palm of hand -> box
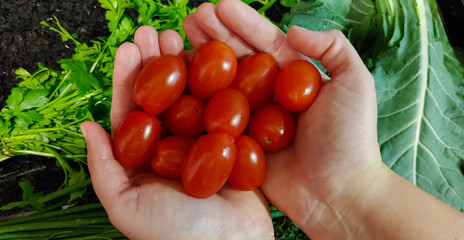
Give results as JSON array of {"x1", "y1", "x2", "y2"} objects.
[
  {"x1": 180, "y1": 0, "x2": 380, "y2": 229},
  {"x1": 262, "y1": 70, "x2": 380, "y2": 225},
  {"x1": 83, "y1": 0, "x2": 383, "y2": 238},
  {"x1": 83, "y1": 26, "x2": 274, "y2": 239},
  {"x1": 116, "y1": 167, "x2": 272, "y2": 239}
]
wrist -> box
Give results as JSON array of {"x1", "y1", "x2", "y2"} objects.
[{"x1": 299, "y1": 157, "x2": 393, "y2": 239}]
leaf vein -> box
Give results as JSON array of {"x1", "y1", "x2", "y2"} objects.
[
  {"x1": 387, "y1": 144, "x2": 413, "y2": 169},
  {"x1": 426, "y1": 89, "x2": 464, "y2": 132},
  {"x1": 418, "y1": 142, "x2": 463, "y2": 201},
  {"x1": 379, "y1": 120, "x2": 416, "y2": 146},
  {"x1": 378, "y1": 100, "x2": 419, "y2": 119}
]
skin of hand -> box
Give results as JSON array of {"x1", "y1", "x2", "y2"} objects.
[
  {"x1": 185, "y1": 0, "x2": 380, "y2": 235},
  {"x1": 81, "y1": 0, "x2": 464, "y2": 238},
  {"x1": 185, "y1": 0, "x2": 464, "y2": 239},
  {"x1": 80, "y1": 27, "x2": 274, "y2": 240}
]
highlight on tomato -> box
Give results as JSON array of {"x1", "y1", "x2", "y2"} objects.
[
  {"x1": 228, "y1": 135, "x2": 266, "y2": 191},
  {"x1": 188, "y1": 41, "x2": 238, "y2": 99},
  {"x1": 248, "y1": 103, "x2": 295, "y2": 153},
  {"x1": 113, "y1": 110, "x2": 161, "y2": 169},
  {"x1": 204, "y1": 88, "x2": 250, "y2": 138},
  {"x1": 182, "y1": 132, "x2": 236, "y2": 198},
  {"x1": 132, "y1": 54, "x2": 187, "y2": 115},
  {"x1": 164, "y1": 95, "x2": 206, "y2": 137},
  {"x1": 274, "y1": 59, "x2": 322, "y2": 111},
  {"x1": 151, "y1": 136, "x2": 197, "y2": 180},
  {"x1": 231, "y1": 53, "x2": 279, "y2": 111}
]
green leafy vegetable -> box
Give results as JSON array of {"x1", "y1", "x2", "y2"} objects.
[
  {"x1": 283, "y1": 0, "x2": 464, "y2": 211},
  {"x1": 0, "y1": 0, "x2": 298, "y2": 238},
  {"x1": 0, "y1": 0, "x2": 197, "y2": 211},
  {"x1": 0, "y1": 203, "x2": 126, "y2": 239}
]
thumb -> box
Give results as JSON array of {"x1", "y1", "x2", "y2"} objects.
[
  {"x1": 287, "y1": 26, "x2": 374, "y2": 94},
  {"x1": 81, "y1": 121, "x2": 132, "y2": 212}
]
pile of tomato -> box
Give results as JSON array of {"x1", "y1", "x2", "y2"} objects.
[{"x1": 113, "y1": 41, "x2": 322, "y2": 198}]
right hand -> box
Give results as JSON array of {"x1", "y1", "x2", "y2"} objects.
[{"x1": 185, "y1": 0, "x2": 385, "y2": 238}]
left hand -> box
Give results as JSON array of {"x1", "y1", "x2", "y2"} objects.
[{"x1": 81, "y1": 26, "x2": 274, "y2": 240}]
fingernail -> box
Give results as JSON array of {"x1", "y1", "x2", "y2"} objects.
[{"x1": 290, "y1": 25, "x2": 305, "y2": 32}]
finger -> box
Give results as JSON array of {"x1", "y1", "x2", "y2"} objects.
[
  {"x1": 287, "y1": 26, "x2": 366, "y2": 75},
  {"x1": 81, "y1": 121, "x2": 133, "y2": 213},
  {"x1": 134, "y1": 25, "x2": 161, "y2": 65},
  {"x1": 194, "y1": 2, "x2": 255, "y2": 58},
  {"x1": 111, "y1": 43, "x2": 142, "y2": 133},
  {"x1": 183, "y1": 13, "x2": 212, "y2": 50},
  {"x1": 217, "y1": 0, "x2": 302, "y2": 67},
  {"x1": 159, "y1": 29, "x2": 187, "y2": 61},
  {"x1": 287, "y1": 26, "x2": 373, "y2": 90}
]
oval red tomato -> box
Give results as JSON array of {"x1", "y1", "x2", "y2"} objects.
[
  {"x1": 164, "y1": 95, "x2": 206, "y2": 137},
  {"x1": 228, "y1": 135, "x2": 266, "y2": 191},
  {"x1": 188, "y1": 41, "x2": 237, "y2": 99},
  {"x1": 182, "y1": 132, "x2": 236, "y2": 198},
  {"x1": 132, "y1": 54, "x2": 187, "y2": 115},
  {"x1": 231, "y1": 53, "x2": 279, "y2": 110},
  {"x1": 151, "y1": 136, "x2": 196, "y2": 180},
  {"x1": 204, "y1": 88, "x2": 250, "y2": 138},
  {"x1": 248, "y1": 103, "x2": 295, "y2": 153},
  {"x1": 113, "y1": 110, "x2": 161, "y2": 169},
  {"x1": 274, "y1": 60, "x2": 322, "y2": 111}
]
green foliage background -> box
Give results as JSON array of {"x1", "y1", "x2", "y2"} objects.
[{"x1": 1, "y1": 0, "x2": 463, "y2": 239}]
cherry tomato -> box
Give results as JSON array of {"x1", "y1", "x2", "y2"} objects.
[
  {"x1": 274, "y1": 60, "x2": 322, "y2": 111},
  {"x1": 151, "y1": 136, "x2": 196, "y2": 180},
  {"x1": 231, "y1": 53, "x2": 279, "y2": 110},
  {"x1": 228, "y1": 135, "x2": 266, "y2": 191},
  {"x1": 113, "y1": 110, "x2": 161, "y2": 169},
  {"x1": 164, "y1": 95, "x2": 206, "y2": 137},
  {"x1": 132, "y1": 54, "x2": 187, "y2": 115},
  {"x1": 182, "y1": 132, "x2": 236, "y2": 198},
  {"x1": 248, "y1": 103, "x2": 295, "y2": 153},
  {"x1": 204, "y1": 88, "x2": 250, "y2": 138},
  {"x1": 188, "y1": 41, "x2": 238, "y2": 99}
]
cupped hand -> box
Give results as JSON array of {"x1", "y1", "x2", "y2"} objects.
[
  {"x1": 81, "y1": 26, "x2": 273, "y2": 240},
  {"x1": 185, "y1": 0, "x2": 385, "y2": 237}
]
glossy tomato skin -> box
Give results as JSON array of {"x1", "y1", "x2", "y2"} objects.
[
  {"x1": 164, "y1": 95, "x2": 206, "y2": 137},
  {"x1": 204, "y1": 88, "x2": 250, "y2": 138},
  {"x1": 231, "y1": 53, "x2": 279, "y2": 110},
  {"x1": 151, "y1": 136, "x2": 196, "y2": 180},
  {"x1": 274, "y1": 60, "x2": 322, "y2": 111},
  {"x1": 132, "y1": 54, "x2": 187, "y2": 115},
  {"x1": 228, "y1": 135, "x2": 266, "y2": 191},
  {"x1": 182, "y1": 132, "x2": 236, "y2": 198},
  {"x1": 188, "y1": 41, "x2": 237, "y2": 99},
  {"x1": 113, "y1": 110, "x2": 161, "y2": 169},
  {"x1": 248, "y1": 103, "x2": 295, "y2": 153}
]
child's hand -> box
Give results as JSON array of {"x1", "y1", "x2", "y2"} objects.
[{"x1": 81, "y1": 26, "x2": 273, "y2": 240}]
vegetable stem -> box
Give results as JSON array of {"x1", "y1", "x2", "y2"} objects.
[
  {"x1": 38, "y1": 179, "x2": 91, "y2": 204},
  {"x1": 46, "y1": 70, "x2": 71, "y2": 104},
  {"x1": 0, "y1": 203, "x2": 103, "y2": 227}
]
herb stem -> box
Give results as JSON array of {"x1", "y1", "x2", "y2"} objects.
[
  {"x1": 258, "y1": 0, "x2": 277, "y2": 15},
  {"x1": 0, "y1": 203, "x2": 103, "y2": 227},
  {"x1": 89, "y1": 44, "x2": 108, "y2": 73},
  {"x1": 47, "y1": 70, "x2": 71, "y2": 103},
  {"x1": 37, "y1": 85, "x2": 77, "y2": 112},
  {"x1": 0, "y1": 217, "x2": 110, "y2": 234},
  {"x1": 38, "y1": 179, "x2": 92, "y2": 205}
]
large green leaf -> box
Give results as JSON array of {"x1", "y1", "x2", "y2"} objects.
[
  {"x1": 284, "y1": 0, "x2": 464, "y2": 211},
  {"x1": 375, "y1": 0, "x2": 464, "y2": 210}
]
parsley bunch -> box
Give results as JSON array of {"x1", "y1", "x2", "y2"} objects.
[{"x1": 0, "y1": 0, "x2": 194, "y2": 211}]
